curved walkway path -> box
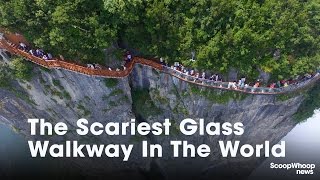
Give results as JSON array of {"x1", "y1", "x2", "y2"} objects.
[{"x1": 0, "y1": 31, "x2": 319, "y2": 95}]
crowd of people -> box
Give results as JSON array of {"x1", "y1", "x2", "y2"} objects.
[
  {"x1": 17, "y1": 40, "x2": 130, "y2": 72},
  {"x1": 15, "y1": 40, "x2": 319, "y2": 91},
  {"x1": 86, "y1": 51, "x2": 132, "y2": 71},
  {"x1": 162, "y1": 60, "x2": 253, "y2": 90},
  {"x1": 18, "y1": 42, "x2": 53, "y2": 61},
  {"x1": 86, "y1": 63, "x2": 127, "y2": 72},
  {"x1": 160, "y1": 58, "x2": 319, "y2": 91}
]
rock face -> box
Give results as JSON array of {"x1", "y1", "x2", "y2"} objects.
[
  {"x1": 0, "y1": 55, "x2": 309, "y2": 179},
  {"x1": 130, "y1": 65, "x2": 303, "y2": 179}
]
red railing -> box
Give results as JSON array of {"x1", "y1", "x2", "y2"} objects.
[
  {"x1": 0, "y1": 34, "x2": 319, "y2": 95},
  {"x1": 0, "y1": 37, "x2": 163, "y2": 78}
]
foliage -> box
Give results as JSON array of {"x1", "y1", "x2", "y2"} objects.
[
  {"x1": 294, "y1": 83, "x2": 320, "y2": 122},
  {"x1": 190, "y1": 84, "x2": 249, "y2": 104},
  {"x1": 77, "y1": 104, "x2": 91, "y2": 117},
  {"x1": 276, "y1": 90, "x2": 305, "y2": 102},
  {"x1": 150, "y1": 88, "x2": 169, "y2": 105},
  {"x1": 0, "y1": 63, "x2": 12, "y2": 87},
  {"x1": 102, "y1": 89, "x2": 125, "y2": 102},
  {"x1": 0, "y1": 62, "x2": 36, "y2": 105},
  {"x1": 62, "y1": 90, "x2": 71, "y2": 100},
  {"x1": 276, "y1": 93, "x2": 297, "y2": 102},
  {"x1": 10, "y1": 88, "x2": 37, "y2": 106},
  {"x1": 109, "y1": 89, "x2": 123, "y2": 97},
  {"x1": 131, "y1": 89, "x2": 162, "y2": 119},
  {"x1": 1, "y1": 0, "x2": 319, "y2": 79},
  {"x1": 104, "y1": 78, "x2": 118, "y2": 88},
  {"x1": 10, "y1": 57, "x2": 33, "y2": 80},
  {"x1": 52, "y1": 79, "x2": 63, "y2": 89}
]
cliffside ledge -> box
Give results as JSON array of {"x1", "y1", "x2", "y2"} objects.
[{"x1": 0, "y1": 54, "x2": 319, "y2": 180}]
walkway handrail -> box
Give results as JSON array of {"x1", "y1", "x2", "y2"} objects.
[
  {"x1": 163, "y1": 67, "x2": 320, "y2": 95},
  {"x1": 0, "y1": 33, "x2": 319, "y2": 95},
  {"x1": 0, "y1": 37, "x2": 162, "y2": 78}
]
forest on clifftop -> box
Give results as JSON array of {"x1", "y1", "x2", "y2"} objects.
[{"x1": 0, "y1": 0, "x2": 319, "y2": 79}]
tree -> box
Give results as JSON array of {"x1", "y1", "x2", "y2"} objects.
[
  {"x1": 0, "y1": 0, "x2": 319, "y2": 80},
  {"x1": 11, "y1": 57, "x2": 33, "y2": 80}
]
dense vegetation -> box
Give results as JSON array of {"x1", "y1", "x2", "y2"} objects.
[
  {"x1": 294, "y1": 82, "x2": 320, "y2": 122},
  {"x1": 0, "y1": 57, "x2": 33, "y2": 86},
  {"x1": 131, "y1": 89, "x2": 162, "y2": 119},
  {"x1": 0, "y1": 63, "x2": 11, "y2": 87},
  {"x1": 0, "y1": 0, "x2": 319, "y2": 79}
]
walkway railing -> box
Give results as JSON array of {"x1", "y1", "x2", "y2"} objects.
[
  {"x1": 0, "y1": 36, "x2": 163, "y2": 78},
  {"x1": 0, "y1": 33, "x2": 319, "y2": 95},
  {"x1": 163, "y1": 67, "x2": 320, "y2": 95}
]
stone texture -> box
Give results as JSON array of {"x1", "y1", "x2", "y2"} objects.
[
  {"x1": 130, "y1": 65, "x2": 303, "y2": 179},
  {"x1": 0, "y1": 57, "x2": 308, "y2": 179}
]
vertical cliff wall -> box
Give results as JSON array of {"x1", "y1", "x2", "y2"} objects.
[
  {"x1": 130, "y1": 64, "x2": 304, "y2": 179},
  {"x1": 0, "y1": 55, "x2": 312, "y2": 179},
  {"x1": 0, "y1": 55, "x2": 150, "y2": 174}
]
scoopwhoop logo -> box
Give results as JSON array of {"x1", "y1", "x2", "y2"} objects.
[{"x1": 270, "y1": 162, "x2": 316, "y2": 175}]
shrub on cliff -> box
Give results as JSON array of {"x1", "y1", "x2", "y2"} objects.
[
  {"x1": 11, "y1": 57, "x2": 33, "y2": 81},
  {"x1": 0, "y1": 63, "x2": 12, "y2": 87},
  {"x1": 131, "y1": 89, "x2": 162, "y2": 119},
  {"x1": 104, "y1": 78, "x2": 118, "y2": 88}
]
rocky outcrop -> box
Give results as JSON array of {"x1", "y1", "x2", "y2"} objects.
[
  {"x1": 0, "y1": 55, "x2": 313, "y2": 179},
  {"x1": 0, "y1": 58, "x2": 145, "y2": 174},
  {"x1": 130, "y1": 64, "x2": 303, "y2": 179}
]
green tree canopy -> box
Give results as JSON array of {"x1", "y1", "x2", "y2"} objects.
[{"x1": 0, "y1": 0, "x2": 319, "y2": 79}]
